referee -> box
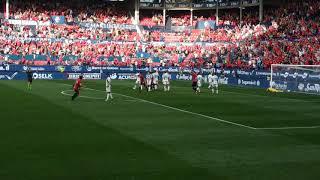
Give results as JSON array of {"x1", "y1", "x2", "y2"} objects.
[{"x1": 26, "y1": 67, "x2": 33, "y2": 90}]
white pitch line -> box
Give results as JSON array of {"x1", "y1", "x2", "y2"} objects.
[
  {"x1": 61, "y1": 90, "x2": 105, "y2": 100},
  {"x1": 256, "y1": 126, "x2": 320, "y2": 130},
  {"x1": 79, "y1": 86, "x2": 257, "y2": 130},
  {"x1": 60, "y1": 83, "x2": 320, "y2": 130}
]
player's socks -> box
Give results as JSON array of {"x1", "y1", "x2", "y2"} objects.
[
  {"x1": 216, "y1": 90, "x2": 218, "y2": 94},
  {"x1": 196, "y1": 87, "x2": 200, "y2": 93},
  {"x1": 71, "y1": 93, "x2": 78, "y2": 100},
  {"x1": 167, "y1": 86, "x2": 170, "y2": 91},
  {"x1": 148, "y1": 86, "x2": 151, "y2": 92},
  {"x1": 155, "y1": 85, "x2": 157, "y2": 90},
  {"x1": 212, "y1": 89, "x2": 214, "y2": 94},
  {"x1": 106, "y1": 93, "x2": 113, "y2": 101}
]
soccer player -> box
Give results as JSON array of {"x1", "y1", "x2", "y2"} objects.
[
  {"x1": 105, "y1": 77, "x2": 113, "y2": 101},
  {"x1": 208, "y1": 72, "x2": 219, "y2": 94},
  {"x1": 191, "y1": 71, "x2": 197, "y2": 93},
  {"x1": 208, "y1": 73, "x2": 213, "y2": 89},
  {"x1": 196, "y1": 73, "x2": 203, "y2": 93},
  {"x1": 152, "y1": 70, "x2": 159, "y2": 90},
  {"x1": 71, "y1": 75, "x2": 83, "y2": 101},
  {"x1": 162, "y1": 71, "x2": 170, "y2": 92},
  {"x1": 146, "y1": 72, "x2": 152, "y2": 92},
  {"x1": 133, "y1": 72, "x2": 140, "y2": 90},
  {"x1": 26, "y1": 67, "x2": 33, "y2": 90},
  {"x1": 139, "y1": 73, "x2": 145, "y2": 91}
]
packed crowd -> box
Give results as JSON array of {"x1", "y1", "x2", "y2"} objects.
[
  {"x1": 0, "y1": 0, "x2": 319, "y2": 69},
  {"x1": 9, "y1": 0, "x2": 132, "y2": 25}
]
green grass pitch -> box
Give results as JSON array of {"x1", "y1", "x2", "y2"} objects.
[{"x1": 1, "y1": 80, "x2": 320, "y2": 180}]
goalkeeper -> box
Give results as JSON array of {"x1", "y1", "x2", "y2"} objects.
[{"x1": 267, "y1": 87, "x2": 283, "y2": 93}]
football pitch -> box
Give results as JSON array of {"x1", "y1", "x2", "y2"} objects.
[{"x1": 1, "y1": 80, "x2": 320, "y2": 180}]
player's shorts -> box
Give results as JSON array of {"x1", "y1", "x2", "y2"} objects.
[
  {"x1": 192, "y1": 81, "x2": 197, "y2": 87},
  {"x1": 211, "y1": 83, "x2": 218, "y2": 88},
  {"x1": 197, "y1": 82, "x2": 202, "y2": 87},
  {"x1": 153, "y1": 80, "x2": 158, "y2": 85},
  {"x1": 28, "y1": 78, "x2": 32, "y2": 83},
  {"x1": 136, "y1": 80, "x2": 140, "y2": 84},
  {"x1": 147, "y1": 80, "x2": 152, "y2": 86},
  {"x1": 163, "y1": 80, "x2": 169, "y2": 85},
  {"x1": 106, "y1": 87, "x2": 111, "y2": 93},
  {"x1": 74, "y1": 88, "x2": 79, "y2": 94}
]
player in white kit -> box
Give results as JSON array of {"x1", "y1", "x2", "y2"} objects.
[
  {"x1": 208, "y1": 72, "x2": 219, "y2": 94},
  {"x1": 146, "y1": 72, "x2": 153, "y2": 92},
  {"x1": 133, "y1": 72, "x2": 141, "y2": 90},
  {"x1": 152, "y1": 70, "x2": 159, "y2": 90},
  {"x1": 162, "y1": 71, "x2": 170, "y2": 92},
  {"x1": 105, "y1": 77, "x2": 113, "y2": 101},
  {"x1": 196, "y1": 73, "x2": 203, "y2": 93},
  {"x1": 208, "y1": 73, "x2": 213, "y2": 89}
]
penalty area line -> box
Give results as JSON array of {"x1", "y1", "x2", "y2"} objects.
[
  {"x1": 74, "y1": 85, "x2": 257, "y2": 130},
  {"x1": 60, "y1": 84, "x2": 320, "y2": 130},
  {"x1": 61, "y1": 90, "x2": 105, "y2": 100},
  {"x1": 61, "y1": 89, "x2": 142, "y2": 102}
]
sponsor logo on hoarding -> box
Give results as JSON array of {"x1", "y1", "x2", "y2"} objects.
[
  {"x1": 167, "y1": 67, "x2": 179, "y2": 73},
  {"x1": 86, "y1": 66, "x2": 92, "y2": 72},
  {"x1": 136, "y1": 67, "x2": 149, "y2": 71},
  {"x1": 33, "y1": 73, "x2": 53, "y2": 79},
  {"x1": 309, "y1": 74, "x2": 320, "y2": 79},
  {"x1": 237, "y1": 70, "x2": 251, "y2": 75},
  {"x1": 119, "y1": 67, "x2": 134, "y2": 71},
  {"x1": 182, "y1": 69, "x2": 191, "y2": 73},
  {"x1": 110, "y1": 73, "x2": 117, "y2": 80},
  {"x1": 23, "y1": 66, "x2": 46, "y2": 71},
  {"x1": 55, "y1": 66, "x2": 65, "y2": 72},
  {"x1": 219, "y1": 77, "x2": 228, "y2": 85},
  {"x1": 238, "y1": 79, "x2": 260, "y2": 86},
  {"x1": 298, "y1": 83, "x2": 305, "y2": 91},
  {"x1": 176, "y1": 74, "x2": 191, "y2": 80},
  {"x1": 106, "y1": 67, "x2": 119, "y2": 70},
  {"x1": 71, "y1": 66, "x2": 82, "y2": 72},
  {"x1": 272, "y1": 82, "x2": 288, "y2": 90},
  {"x1": 255, "y1": 71, "x2": 271, "y2": 76},
  {"x1": 0, "y1": 72, "x2": 18, "y2": 80},
  {"x1": 302, "y1": 72, "x2": 308, "y2": 79},
  {"x1": 282, "y1": 72, "x2": 289, "y2": 78},
  {"x1": 305, "y1": 83, "x2": 320, "y2": 93},
  {"x1": 117, "y1": 73, "x2": 136, "y2": 80},
  {"x1": 202, "y1": 68, "x2": 213, "y2": 73},
  {"x1": 68, "y1": 73, "x2": 101, "y2": 80},
  {"x1": 0, "y1": 65, "x2": 9, "y2": 71}
]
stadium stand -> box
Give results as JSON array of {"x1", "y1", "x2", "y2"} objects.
[{"x1": 0, "y1": 0, "x2": 319, "y2": 68}]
